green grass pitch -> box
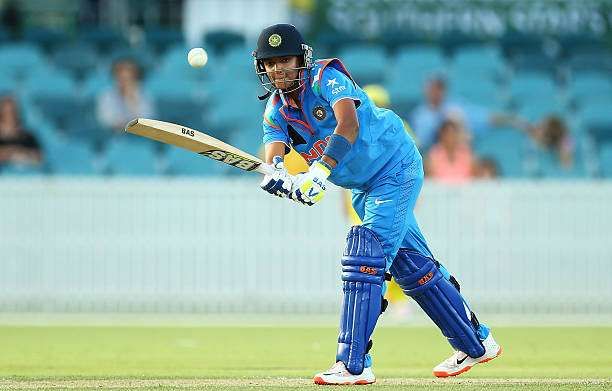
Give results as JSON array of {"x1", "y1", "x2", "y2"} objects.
[{"x1": 1, "y1": 325, "x2": 610, "y2": 390}]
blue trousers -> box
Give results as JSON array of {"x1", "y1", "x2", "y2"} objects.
[
  {"x1": 351, "y1": 150, "x2": 432, "y2": 268},
  {"x1": 350, "y1": 149, "x2": 488, "y2": 368}
]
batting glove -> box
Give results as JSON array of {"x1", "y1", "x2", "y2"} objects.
[
  {"x1": 290, "y1": 160, "x2": 330, "y2": 206},
  {"x1": 260, "y1": 156, "x2": 294, "y2": 198}
]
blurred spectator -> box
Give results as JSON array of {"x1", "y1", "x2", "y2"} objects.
[
  {"x1": 410, "y1": 75, "x2": 461, "y2": 151},
  {"x1": 0, "y1": 95, "x2": 42, "y2": 166},
  {"x1": 425, "y1": 119, "x2": 475, "y2": 183},
  {"x1": 473, "y1": 157, "x2": 499, "y2": 179},
  {"x1": 96, "y1": 58, "x2": 156, "y2": 132},
  {"x1": 529, "y1": 116, "x2": 574, "y2": 168},
  {"x1": 410, "y1": 74, "x2": 507, "y2": 152}
]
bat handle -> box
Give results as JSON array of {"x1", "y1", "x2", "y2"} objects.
[{"x1": 258, "y1": 163, "x2": 276, "y2": 176}]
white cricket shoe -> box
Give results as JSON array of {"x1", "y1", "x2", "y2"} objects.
[
  {"x1": 313, "y1": 361, "x2": 376, "y2": 385},
  {"x1": 433, "y1": 333, "x2": 502, "y2": 378}
]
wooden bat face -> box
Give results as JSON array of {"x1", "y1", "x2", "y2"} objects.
[{"x1": 125, "y1": 118, "x2": 273, "y2": 175}]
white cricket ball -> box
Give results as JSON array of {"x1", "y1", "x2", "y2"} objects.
[{"x1": 187, "y1": 47, "x2": 208, "y2": 68}]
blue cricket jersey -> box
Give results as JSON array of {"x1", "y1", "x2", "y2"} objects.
[{"x1": 262, "y1": 58, "x2": 418, "y2": 189}]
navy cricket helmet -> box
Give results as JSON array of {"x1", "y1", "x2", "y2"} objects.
[{"x1": 253, "y1": 24, "x2": 313, "y2": 97}]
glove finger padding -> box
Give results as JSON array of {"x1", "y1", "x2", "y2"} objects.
[
  {"x1": 290, "y1": 160, "x2": 329, "y2": 206},
  {"x1": 260, "y1": 157, "x2": 293, "y2": 198},
  {"x1": 291, "y1": 188, "x2": 315, "y2": 206}
]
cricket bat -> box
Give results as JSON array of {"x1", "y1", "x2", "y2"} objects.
[{"x1": 125, "y1": 118, "x2": 274, "y2": 175}]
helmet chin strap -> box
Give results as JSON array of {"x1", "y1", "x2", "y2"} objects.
[{"x1": 257, "y1": 91, "x2": 272, "y2": 101}]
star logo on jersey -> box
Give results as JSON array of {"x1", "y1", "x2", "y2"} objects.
[
  {"x1": 312, "y1": 105, "x2": 327, "y2": 121},
  {"x1": 326, "y1": 78, "x2": 338, "y2": 87}
]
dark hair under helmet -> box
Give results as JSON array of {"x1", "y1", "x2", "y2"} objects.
[{"x1": 253, "y1": 23, "x2": 313, "y2": 98}]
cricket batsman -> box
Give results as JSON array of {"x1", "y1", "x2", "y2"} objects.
[{"x1": 254, "y1": 24, "x2": 502, "y2": 385}]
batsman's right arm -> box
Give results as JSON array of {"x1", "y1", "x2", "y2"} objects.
[{"x1": 264, "y1": 141, "x2": 287, "y2": 163}]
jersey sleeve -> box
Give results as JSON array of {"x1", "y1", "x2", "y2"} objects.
[{"x1": 319, "y1": 67, "x2": 361, "y2": 108}]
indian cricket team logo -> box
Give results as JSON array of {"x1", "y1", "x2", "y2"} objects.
[
  {"x1": 312, "y1": 105, "x2": 327, "y2": 121},
  {"x1": 268, "y1": 34, "x2": 282, "y2": 47}
]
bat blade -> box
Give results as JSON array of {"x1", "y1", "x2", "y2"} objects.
[{"x1": 125, "y1": 118, "x2": 273, "y2": 175}]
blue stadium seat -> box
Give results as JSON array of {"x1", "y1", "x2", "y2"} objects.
[
  {"x1": 27, "y1": 118, "x2": 63, "y2": 151},
  {"x1": 439, "y1": 32, "x2": 485, "y2": 55},
  {"x1": 580, "y1": 103, "x2": 612, "y2": 143},
  {"x1": 395, "y1": 45, "x2": 446, "y2": 69},
  {"x1": 0, "y1": 27, "x2": 8, "y2": 43},
  {"x1": 569, "y1": 71, "x2": 612, "y2": 107},
  {"x1": 516, "y1": 98, "x2": 566, "y2": 122},
  {"x1": 105, "y1": 137, "x2": 158, "y2": 176},
  {"x1": 145, "y1": 69, "x2": 205, "y2": 98},
  {"x1": 534, "y1": 149, "x2": 587, "y2": 179},
  {"x1": 23, "y1": 27, "x2": 67, "y2": 52},
  {"x1": 52, "y1": 42, "x2": 99, "y2": 81},
  {"x1": 0, "y1": 43, "x2": 45, "y2": 80},
  {"x1": 155, "y1": 95, "x2": 208, "y2": 133},
  {"x1": 512, "y1": 53, "x2": 556, "y2": 74},
  {"x1": 208, "y1": 99, "x2": 263, "y2": 139},
  {"x1": 558, "y1": 33, "x2": 606, "y2": 60},
  {"x1": 382, "y1": 76, "x2": 420, "y2": 120},
  {"x1": 221, "y1": 45, "x2": 254, "y2": 79},
  {"x1": 153, "y1": 49, "x2": 182, "y2": 81},
  {"x1": 80, "y1": 27, "x2": 127, "y2": 54},
  {"x1": 1, "y1": 162, "x2": 45, "y2": 176},
  {"x1": 385, "y1": 46, "x2": 446, "y2": 110},
  {"x1": 379, "y1": 30, "x2": 424, "y2": 52},
  {"x1": 24, "y1": 68, "x2": 75, "y2": 94},
  {"x1": 205, "y1": 77, "x2": 263, "y2": 136},
  {"x1": 206, "y1": 103, "x2": 257, "y2": 140},
  {"x1": 568, "y1": 52, "x2": 612, "y2": 73},
  {"x1": 449, "y1": 76, "x2": 500, "y2": 107},
  {"x1": 164, "y1": 147, "x2": 227, "y2": 176},
  {"x1": 316, "y1": 30, "x2": 366, "y2": 54},
  {"x1": 204, "y1": 29, "x2": 246, "y2": 56},
  {"x1": 499, "y1": 31, "x2": 544, "y2": 59},
  {"x1": 338, "y1": 45, "x2": 387, "y2": 85},
  {"x1": 58, "y1": 95, "x2": 105, "y2": 143},
  {"x1": 393, "y1": 45, "x2": 446, "y2": 85},
  {"x1": 25, "y1": 79, "x2": 83, "y2": 130},
  {"x1": 449, "y1": 45, "x2": 504, "y2": 81},
  {"x1": 24, "y1": 69, "x2": 80, "y2": 130},
  {"x1": 510, "y1": 72, "x2": 557, "y2": 105},
  {"x1": 145, "y1": 28, "x2": 185, "y2": 54},
  {"x1": 0, "y1": 74, "x2": 16, "y2": 94},
  {"x1": 599, "y1": 143, "x2": 612, "y2": 178},
  {"x1": 473, "y1": 128, "x2": 531, "y2": 177},
  {"x1": 82, "y1": 70, "x2": 113, "y2": 97},
  {"x1": 146, "y1": 69, "x2": 209, "y2": 129},
  {"x1": 46, "y1": 138, "x2": 98, "y2": 175}
]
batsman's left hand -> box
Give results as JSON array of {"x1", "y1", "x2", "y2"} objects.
[{"x1": 291, "y1": 160, "x2": 330, "y2": 206}]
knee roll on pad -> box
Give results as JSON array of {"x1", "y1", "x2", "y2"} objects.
[
  {"x1": 336, "y1": 226, "x2": 386, "y2": 375},
  {"x1": 390, "y1": 249, "x2": 485, "y2": 358}
]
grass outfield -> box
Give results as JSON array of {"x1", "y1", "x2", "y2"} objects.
[{"x1": 0, "y1": 325, "x2": 610, "y2": 390}]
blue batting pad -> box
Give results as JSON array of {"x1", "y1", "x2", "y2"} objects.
[
  {"x1": 390, "y1": 249, "x2": 485, "y2": 358},
  {"x1": 336, "y1": 226, "x2": 386, "y2": 375}
]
